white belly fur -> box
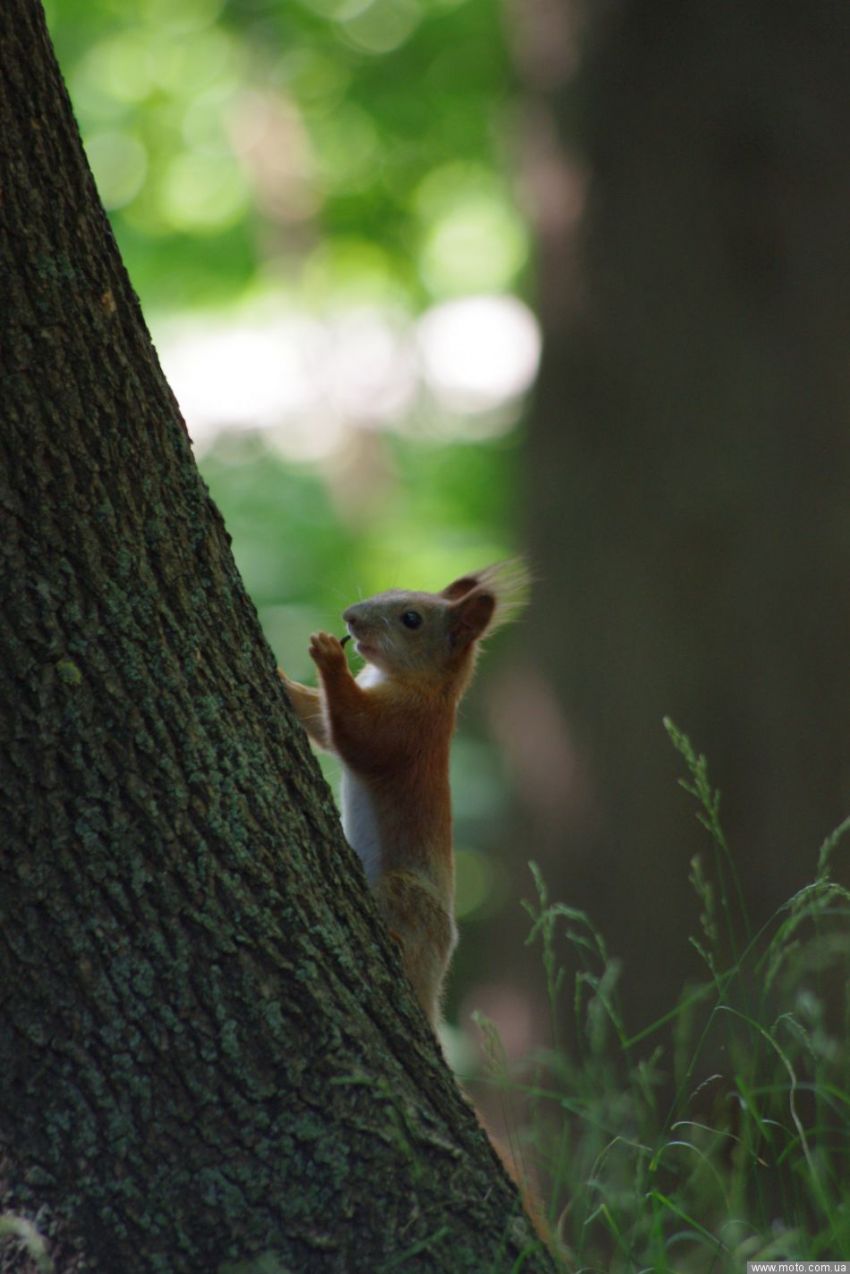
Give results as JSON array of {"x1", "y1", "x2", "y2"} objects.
[{"x1": 341, "y1": 765, "x2": 383, "y2": 885}]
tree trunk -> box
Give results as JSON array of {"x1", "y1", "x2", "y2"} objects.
[
  {"x1": 519, "y1": 0, "x2": 850, "y2": 1028},
  {"x1": 0, "y1": 4, "x2": 550, "y2": 1270}
]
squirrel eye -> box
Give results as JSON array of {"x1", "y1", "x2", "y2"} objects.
[{"x1": 400, "y1": 610, "x2": 423, "y2": 630}]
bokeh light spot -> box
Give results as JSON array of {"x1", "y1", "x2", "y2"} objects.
[
  {"x1": 340, "y1": 0, "x2": 422, "y2": 55},
  {"x1": 85, "y1": 131, "x2": 148, "y2": 209},
  {"x1": 159, "y1": 152, "x2": 250, "y2": 232}
]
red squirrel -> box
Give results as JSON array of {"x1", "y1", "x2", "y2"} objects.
[
  {"x1": 279, "y1": 560, "x2": 529, "y2": 1027},
  {"x1": 281, "y1": 562, "x2": 557, "y2": 1255}
]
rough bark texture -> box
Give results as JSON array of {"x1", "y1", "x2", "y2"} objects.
[
  {"x1": 0, "y1": 4, "x2": 551, "y2": 1271},
  {"x1": 519, "y1": 0, "x2": 850, "y2": 1027}
]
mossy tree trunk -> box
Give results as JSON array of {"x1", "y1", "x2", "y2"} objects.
[
  {"x1": 0, "y1": 5, "x2": 549, "y2": 1271},
  {"x1": 519, "y1": 1, "x2": 850, "y2": 1027}
]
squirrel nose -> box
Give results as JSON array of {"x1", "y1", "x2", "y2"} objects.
[{"x1": 342, "y1": 604, "x2": 363, "y2": 631}]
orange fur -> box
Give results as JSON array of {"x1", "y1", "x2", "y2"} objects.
[
  {"x1": 279, "y1": 559, "x2": 529, "y2": 1027},
  {"x1": 279, "y1": 561, "x2": 560, "y2": 1254}
]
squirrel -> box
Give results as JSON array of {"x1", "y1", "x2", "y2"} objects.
[
  {"x1": 279, "y1": 559, "x2": 529, "y2": 1028},
  {"x1": 280, "y1": 561, "x2": 559, "y2": 1258}
]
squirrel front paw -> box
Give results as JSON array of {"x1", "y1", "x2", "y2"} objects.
[{"x1": 308, "y1": 631, "x2": 347, "y2": 673}]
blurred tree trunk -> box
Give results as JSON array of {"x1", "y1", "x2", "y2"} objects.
[
  {"x1": 518, "y1": 1, "x2": 850, "y2": 1026},
  {"x1": 0, "y1": 5, "x2": 550, "y2": 1270}
]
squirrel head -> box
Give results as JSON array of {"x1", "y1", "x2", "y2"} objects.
[{"x1": 342, "y1": 559, "x2": 529, "y2": 687}]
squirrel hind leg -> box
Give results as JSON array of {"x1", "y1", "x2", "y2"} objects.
[{"x1": 373, "y1": 871, "x2": 457, "y2": 1029}]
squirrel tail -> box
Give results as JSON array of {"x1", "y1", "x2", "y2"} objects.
[{"x1": 473, "y1": 1103, "x2": 567, "y2": 1266}]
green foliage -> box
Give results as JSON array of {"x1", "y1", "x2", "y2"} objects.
[
  {"x1": 481, "y1": 726, "x2": 850, "y2": 1272},
  {"x1": 46, "y1": 0, "x2": 523, "y2": 309}
]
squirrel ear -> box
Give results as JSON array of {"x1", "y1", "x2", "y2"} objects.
[
  {"x1": 447, "y1": 590, "x2": 496, "y2": 650},
  {"x1": 441, "y1": 574, "x2": 479, "y2": 602}
]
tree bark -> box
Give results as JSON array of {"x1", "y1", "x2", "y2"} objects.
[
  {"x1": 519, "y1": 0, "x2": 850, "y2": 1027},
  {"x1": 0, "y1": 4, "x2": 550, "y2": 1270}
]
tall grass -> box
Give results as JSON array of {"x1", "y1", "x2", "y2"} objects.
[{"x1": 480, "y1": 722, "x2": 850, "y2": 1272}]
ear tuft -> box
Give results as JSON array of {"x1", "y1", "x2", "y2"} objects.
[
  {"x1": 442, "y1": 558, "x2": 531, "y2": 634},
  {"x1": 448, "y1": 590, "x2": 496, "y2": 651}
]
